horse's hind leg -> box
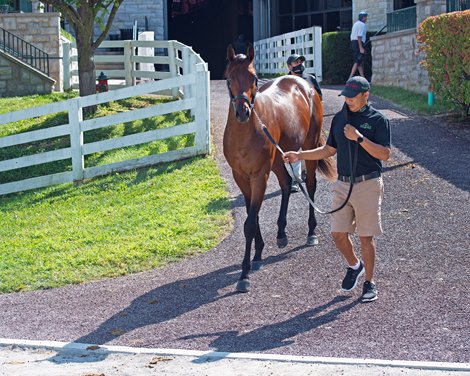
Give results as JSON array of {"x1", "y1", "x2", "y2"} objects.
[
  {"x1": 272, "y1": 161, "x2": 292, "y2": 248},
  {"x1": 252, "y1": 214, "x2": 264, "y2": 270},
  {"x1": 305, "y1": 159, "x2": 319, "y2": 245}
]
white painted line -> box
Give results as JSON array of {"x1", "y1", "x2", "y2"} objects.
[{"x1": 1, "y1": 337, "x2": 469, "y2": 372}]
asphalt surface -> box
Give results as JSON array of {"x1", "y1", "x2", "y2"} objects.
[{"x1": 0, "y1": 81, "x2": 469, "y2": 375}]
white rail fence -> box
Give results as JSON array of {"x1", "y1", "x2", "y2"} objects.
[
  {"x1": 0, "y1": 41, "x2": 210, "y2": 196},
  {"x1": 253, "y1": 26, "x2": 322, "y2": 81},
  {"x1": 63, "y1": 36, "x2": 200, "y2": 94}
]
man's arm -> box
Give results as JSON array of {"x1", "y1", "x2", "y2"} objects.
[
  {"x1": 344, "y1": 124, "x2": 391, "y2": 161},
  {"x1": 284, "y1": 144, "x2": 337, "y2": 163}
]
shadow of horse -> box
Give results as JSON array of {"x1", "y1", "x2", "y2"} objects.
[
  {"x1": 48, "y1": 244, "x2": 315, "y2": 364},
  {"x1": 182, "y1": 295, "x2": 358, "y2": 355}
]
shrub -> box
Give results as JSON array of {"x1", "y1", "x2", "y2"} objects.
[
  {"x1": 322, "y1": 31, "x2": 372, "y2": 84},
  {"x1": 417, "y1": 10, "x2": 470, "y2": 118}
]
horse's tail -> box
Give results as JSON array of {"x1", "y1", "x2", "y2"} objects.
[{"x1": 317, "y1": 134, "x2": 337, "y2": 181}]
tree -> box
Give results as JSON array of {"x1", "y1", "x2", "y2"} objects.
[{"x1": 42, "y1": 0, "x2": 125, "y2": 98}]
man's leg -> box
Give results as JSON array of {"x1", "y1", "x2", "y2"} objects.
[
  {"x1": 332, "y1": 232, "x2": 359, "y2": 266},
  {"x1": 332, "y1": 232, "x2": 364, "y2": 291},
  {"x1": 359, "y1": 236, "x2": 375, "y2": 282},
  {"x1": 285, "y1": 160, "x2": 301, "y2": 193},
  {"x1": 358, "y1": 63, "x2": 365, "y2": 78},
  {"x1": 359, "y1": 236, "x2": 378, "y2": 302},
  {"x1": 349, "y1": 63, "x2": 358, "y2": 79}
]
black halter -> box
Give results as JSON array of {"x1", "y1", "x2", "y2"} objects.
[{"x1": 226, "y1": 76, "x2": 258, "y2": 112}]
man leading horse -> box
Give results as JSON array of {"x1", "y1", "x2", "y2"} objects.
[{"x1": 284, "y1": 76, "x2": 391, "y2": 302}]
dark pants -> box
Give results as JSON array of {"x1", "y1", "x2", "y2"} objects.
[
  {"x1": 307, "y1": 75, "x2": 323, "y2": 99},
  {"x1": 350, "y1": 40, "x2": 364, "y2": 65}
]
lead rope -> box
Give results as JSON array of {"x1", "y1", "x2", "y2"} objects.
[{"x1": 254, "y1": 108, "x2": 357, "y2": 215}]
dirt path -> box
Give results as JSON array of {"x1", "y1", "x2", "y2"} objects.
[{"x1": 0, "y1": 82, "x2": 468, "y2": 364}]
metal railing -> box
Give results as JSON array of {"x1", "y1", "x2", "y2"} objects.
[
  {"x1": 446, "y1": 0, "x2": 470, "y2": 11},
  {"x1": 386, "y1": 6, "x2": 417, "y2": 32},
  {"x1": 0, "y1": 27, "x2": 50, "y2": 76}
]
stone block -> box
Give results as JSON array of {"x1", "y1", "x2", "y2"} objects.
[{"x1": 0, "y1": 67, "x2": 12, "y2": 77}]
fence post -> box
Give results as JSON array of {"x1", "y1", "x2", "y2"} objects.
[
  {"x1": 182, "y1": 46, "x2": 191, "y2": 101},
  {"x1": 313, "y1": 26, "x2": 322, "y2": 82},
  {"x1": 168, "y1": 41, "x2": 179, "y2": 98},
  {"x1": 69, "y1": 99, "x2": 84, "y2": 181},
  {"x1": 123, "y1": 40, "x2": 134, "y2": 86},
  {"x1": 63, "y1": 42, "x2": 71, "y2": 91},
  {"x1": 194, "y1": 61, "x2": 210, "y2": 155}
]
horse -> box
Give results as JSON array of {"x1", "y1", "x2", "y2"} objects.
[{"x1": 223, "y1": 44, "x2": 336, "y2": 293}]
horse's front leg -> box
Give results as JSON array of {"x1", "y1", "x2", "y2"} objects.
[
  {"x1": 272, "y1": 162, "x2": 292, "y2": 248},
  {"x1": 235, "y1": 174, "x2": 267, "y2": 293},
  {"x1": 237, "y1": 206, "x2": 259, "y2": 292},
  {"x1": 305, "y1": 159, "x2": 319, "y2": 245}
]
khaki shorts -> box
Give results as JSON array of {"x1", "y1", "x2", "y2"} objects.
[{"x1": 331, "y1": 177, "x2": 384, "y2": 237}]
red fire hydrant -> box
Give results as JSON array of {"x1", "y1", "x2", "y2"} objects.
[{"x1": 96, "y1": 72, "x2": 109, "y2": 93}]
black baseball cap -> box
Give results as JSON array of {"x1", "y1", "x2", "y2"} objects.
[
  {"x1": 339, "y1": 76, "x2": 370, "y2": 98},
  {"x1": 287, "y1": 54, "x2": 305, "y2": 65}
]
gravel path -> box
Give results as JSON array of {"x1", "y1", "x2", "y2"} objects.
[{"x1": 0, "y1": 81, "x2": 468, "y2": 365}]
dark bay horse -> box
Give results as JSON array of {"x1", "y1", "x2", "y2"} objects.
[{"x1": 224, "y1": 44, "x2": 335, "y2": 292}]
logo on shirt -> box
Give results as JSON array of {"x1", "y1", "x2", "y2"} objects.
[{"x1": 359, "y1": 123, "x2": 372, "y2": 130}]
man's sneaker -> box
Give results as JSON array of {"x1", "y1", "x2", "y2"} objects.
[
  {"x1": 362, "y1": 281, "x2": 378, "y2": 302},
  {"x1": 341, "y1": 261, "x2": 364, "y2": 291},
  {"x1": 291, "y1": 181, "x2": 300, "y2": 193}
]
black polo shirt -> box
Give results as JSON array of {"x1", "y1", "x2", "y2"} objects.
[{"x1": 327, "y1": 104, "x2": 391, "y2": 177}]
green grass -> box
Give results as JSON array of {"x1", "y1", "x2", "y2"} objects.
[
  {"x1": 0, "y1": 93, "x2": 232, "y2": 293},
  {"x1": 371, "y1": 85, "x2": 454, "y2": 115}
]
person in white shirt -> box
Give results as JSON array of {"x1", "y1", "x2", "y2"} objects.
[{"x1": 349, "y1": 11, "x2": 368, "y2": 79}]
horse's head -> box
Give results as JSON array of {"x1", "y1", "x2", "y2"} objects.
[{"x1": 225, "y1": 43, "x2": 258, "y2": 124}]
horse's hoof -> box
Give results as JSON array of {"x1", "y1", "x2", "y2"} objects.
[
  {"x1": 236, "y1": 279, "x2": 251, "y2": 293},
  {"x1": 277, "y1": 237, "x2": 288, "y2": 248},
  {"x1": 307, "y1": 235, "x2": 319, "y2": 246},
  {"x1": 251, "y1": 261, "x2": 263, "y2": 271}
]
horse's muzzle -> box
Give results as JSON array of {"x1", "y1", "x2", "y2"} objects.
[
  {"x1": 235, "y1": 103, "x2": 251, "y2": 123},
  {"x1": 232, "y1": 95, "x2": 253, "y2": 123}
]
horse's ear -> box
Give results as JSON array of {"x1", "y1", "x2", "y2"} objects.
[
  {"x1": 227, "y1": 44, "x2": 235, "y2": 62},
  {"x1": 247, "y1": 43, "x2": 254, "y2": 62}
]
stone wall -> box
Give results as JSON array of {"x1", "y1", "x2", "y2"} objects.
[
  {"x1": 353, "y1": 0, "x2": 391, "y2": 32},
  {"x1": 369, "y1": 0, "x2": 447, "y2": 94},
  {"x1": 0, "y1": 52, "x2": 55, "y2": 97},
  {"x1": 371, "y1": 30, "x2": 429, "y2": 93},
  {"x1": 0, "y1": 12, "x2": 62, "y2": 91},
  {"x1": 416, "y1": 0, "x2": 446, "y2": 25},
  {"x1": 96, "y1": 0, "x2": 166, "y2": 40}
]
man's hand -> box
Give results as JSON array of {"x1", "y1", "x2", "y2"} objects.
[
  {"x1": 344, "y1": 124, "x2": 362, "y2": 141},
  {"x1": 283, "y1": 151, "x2": 301, "y2": 163}
]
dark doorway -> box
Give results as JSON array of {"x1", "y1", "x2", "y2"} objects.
[{"x1": 168, "y1": 0, "x2": 253, "y2": 79}]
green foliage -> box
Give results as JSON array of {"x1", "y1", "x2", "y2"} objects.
[
  {"x1": 417, "y1": 10, "x2": 470, "y2": 117},
  {"x1": 60, "y1": 28, "x2": 75, "y2": 42},
  {"x1": 322, "y1": 31, "x2": 372, "y2": 85}
]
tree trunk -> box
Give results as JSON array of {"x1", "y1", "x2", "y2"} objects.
[
  {"x1": 77, "y1": 46, "x2": 96, "y2": 98},
  {"x1": 76, "y1": 16, "x2": 97, "y2": 114}
]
